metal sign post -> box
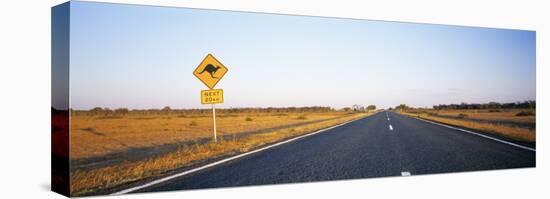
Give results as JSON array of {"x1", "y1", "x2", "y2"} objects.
[
  {"x1": 212, "y1": 103, "x2": 217, "y2": 142},
  {"x1": 193, "y1": 54, "x2": 228, "y2": 143}
]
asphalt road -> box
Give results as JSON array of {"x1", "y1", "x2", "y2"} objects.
[{"x1": 134, "y1": 111, "x2": 535, "y2": 193}]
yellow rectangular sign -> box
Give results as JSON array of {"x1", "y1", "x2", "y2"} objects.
[{"x1": 201, "y1": 89, "x2": 224, "y2": 104}]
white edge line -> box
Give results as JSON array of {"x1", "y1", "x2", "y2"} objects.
[
  {"x1": 412, "y1": 116, "x2": 535, "y2": 152},
  {"x1": 111, "y1": 115, "x2": 369, "y2": 195}
]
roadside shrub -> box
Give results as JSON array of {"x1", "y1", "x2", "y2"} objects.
[
  {"x1": 161, "y1": 106, "x2": 172, "y2": 113},
  {"x1": 488, "y1": 109, "x2": 501, "y2": 112},
  {"x1": 296, "y1": 115, "x2": 308, "y2": 120},
  {"x1": 245, "y1": 117, "x2": 253, "y2": 121},
  {"x1": 516, "y1": 110, "x2": 535, "y2": 116},
  {"x1": 189, "y1": 121, "x2": 198, "y2": 126},
  {"x1": 457, "y1": 113, "x2": 468, "y2": 119},
  {"x1": 114, "y1": 108, "x2": 129, "y2": 115},
  {"x1": 218, "y1": 114, "x2": 239, "y2": 118},
  {"x1": 134, "y1": 117, "x2": 155, "y2": 120},
  {"x1": 95, "y1": 116, "x2": 122, "y2": 120},
  {"x1": 80, "y1": 127, "x2": 94, "y2": 132}
]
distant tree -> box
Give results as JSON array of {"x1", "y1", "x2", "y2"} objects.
[
  {"x1": 90, "y1": 107, "x2": 103, "y2": 112},
  {"x1": 89, "y1": 107, "x2": 104, "y2": 115},
  {"x1": 115, "y1": 108, "x2": 129, "y2": 115},
  {"x1": 527, "y1": 100, "x2": 536, "y2": 109},
  {"x1": 103, "y1": 108, "x2": 113, "y2": 115},
  {"x1": 432, "y1": 100, "x2": 536, "y2": 110},
  {"x1": 352, "y1": 104, "x2": 363, "y2": 112},
  {"x1": 162, "y1": 106, "x2": 172, "y2": 113},
  {"x1": 342, "y1": 107, "x2": 352, "y2": 112},
  {"x1": 367, "y1": 105, "x2": 376, "y2": 111},
  {"x1": 395, "y1": 104, "x2": 409, "y2": 111}
]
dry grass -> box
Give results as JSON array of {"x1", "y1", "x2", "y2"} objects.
[
  {"x1": 70, "y1": 111, "x2": 369, "y2": 195},
  {"x1": 71, "y1": 112, "x2": 355, "y2": 159},
  {"x1": 428, "y1": 109, "x2": 535, "y2": 124},
  {"x1": 400, "y1": 111, "x2": 535, "y2": 143}
]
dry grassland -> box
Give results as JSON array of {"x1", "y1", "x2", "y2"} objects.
[
  {"x1": 400, "y1": 110, "x2": 535, "y2": 143},
  {"x1": 70, "y1": 111, "x2": 370, "y2": 195},
  {"x1": 428, "y1": 109, "x2": 535, "y2": 124}
]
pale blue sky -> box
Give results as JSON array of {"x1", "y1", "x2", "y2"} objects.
[{"x1": 68, "y1": 1, "x2": 535, "y2": 110}]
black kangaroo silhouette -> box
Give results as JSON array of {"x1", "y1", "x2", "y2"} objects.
[{"x1": 199, "y1": 64, "x2": 221, "y2": 79}]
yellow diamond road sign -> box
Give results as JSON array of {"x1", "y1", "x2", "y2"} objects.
[{"x1": 193, "y1": 54, "x2": 228, "y2": 89}]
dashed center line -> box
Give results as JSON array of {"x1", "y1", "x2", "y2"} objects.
[
  {"x1": 401, "y1": 171, "x2": 411, "y2": 176},
  {"x1": 389, "y1": 125, "x2": 393, "y2": 131}
]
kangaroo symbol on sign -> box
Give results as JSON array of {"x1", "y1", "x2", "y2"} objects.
[{"x1": 199, "y1": 64, "x2": 221, "y2": 79}]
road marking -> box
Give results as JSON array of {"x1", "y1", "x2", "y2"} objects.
[
  {"x1": 387, "y1": 117, "x2": 390, "y2": 121},
  {"x1": 413, "y1": 117, "x2": 535, "y2": 152},
  {"x1": 401, "y1": 171, "x2": 411, "y2": 176},
  {"x1": 110, "y1": 115, "x2": 370, "y2": 195},
  {"x1": 389, "y1": 125, "x2": 393, "y2": 131}
]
